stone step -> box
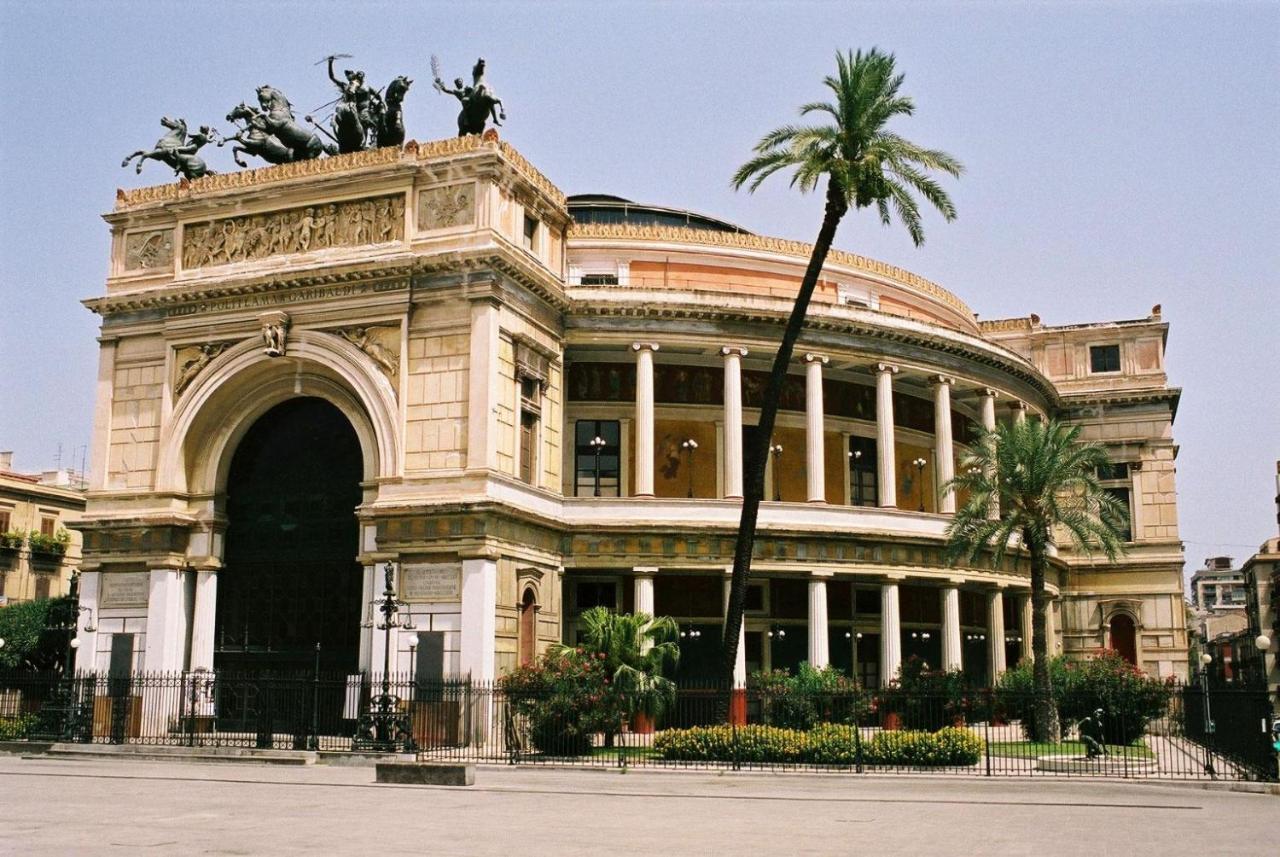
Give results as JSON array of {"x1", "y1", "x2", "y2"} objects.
[{"x1": 38, "y1": 743, "x2": 316, "y2": 765}]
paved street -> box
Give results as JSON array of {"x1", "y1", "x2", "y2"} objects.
[{"x1": 1, "y1": 756, "x2": 1275, "y2": 856}]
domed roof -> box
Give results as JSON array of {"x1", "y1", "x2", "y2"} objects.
[{"x1": 568, "y1": 194, "x2": 752, "y2": 235}]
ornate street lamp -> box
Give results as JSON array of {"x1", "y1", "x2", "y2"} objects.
[
  {"x1": 912, "y1": 457, "x2": 928, "y2": 511},
  {"x1": 681, "y1": 438, "x2": 699, "y2": 498},
  {"x1": 589, "y1": 435, "x2": 607, "y2": 497},
  {"x1": 357, "y1": 562, "x2": 417, "y2": 752}
]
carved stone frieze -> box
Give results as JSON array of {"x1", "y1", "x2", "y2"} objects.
[
  {"x1": 261, "y1": 311, "x2": 290, "y2": 357},
  {"x1": 181, "y1": 194, "x2": 405, "y2": 269},
  {"x1": 336, "y1": 325, "x2": 400, "y2": 383},
  {"x1": 124, "y1": 229, "x2": 175, "y2": 271},
  {"x1": 173, "y1": 341, "x2": 231, "y2": 397},
  {"x1": 417, "y1": 183, "x2": 475, "y2": 231}
]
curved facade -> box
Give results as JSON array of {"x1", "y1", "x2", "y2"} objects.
[{"x1": 74, "y1": 138, "x2": 1187, "y2": 689}]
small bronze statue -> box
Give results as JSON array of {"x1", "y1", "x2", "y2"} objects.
[
  {"x1": 433, "y1": 56, "x2": 505, "y2": 136},
  {"x1": 1078, "y1": 707, "x2": 1108, "y2": 758},
  {"x1": 121, "y1": 117, "x2": 217, "y2": 179},
  {"x1": 309, "y1": 55, "x2": 414, "y2": 154}
]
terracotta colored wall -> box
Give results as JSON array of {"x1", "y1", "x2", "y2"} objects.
[
  {"x1": 772, "y1": 425, "x2": 808, "y2": 502},
  {"x1": 895, "y1": 441, "x2": 936, "y2": 513},
  {"x1": 629, "y1": 261, "x2": 839, "y2": 303},
  {"x1": 652, "y1": 419, "x2": 718, "y2": 499}
]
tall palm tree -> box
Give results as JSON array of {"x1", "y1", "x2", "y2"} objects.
[
  {"x1": 722, "y1": 48, "x2": 963, "y2": 691},
  {"x1": 944, "y1": 419, "x2": 1129, "y2": 741}
]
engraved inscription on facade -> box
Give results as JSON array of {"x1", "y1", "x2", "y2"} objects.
[
  {"x1": 401, "y1": 562, "x2": 462, "y2": 602},
  {"x1": 181, "y1": 194, "x2": 406, "y2": 269},
  {"x1": 124, "y1": 229, "x2": 175, "y2": 271},
  {"x1": 417, "y1": 184, "x2": 475, "y2": 232},
  {"x1": 100, "y1": 571, "x2": 150, "y2": 608}
]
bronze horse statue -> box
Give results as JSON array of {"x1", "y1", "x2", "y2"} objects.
[
  {"x1": 435, "y1": 58, "x2": 504, "y2": 137},
  {"x1": 121, "y1": 117, "x2": 217, "y2": 179},
  {"x1": 221, "y1": 103, "x2": 296, "y2": 167},
  {"x1": 375, "y1": 75, "x2": 412, "y2": 148},
  {"x1": 256, "y1": 85, "x2": 334, "y2": 160}
]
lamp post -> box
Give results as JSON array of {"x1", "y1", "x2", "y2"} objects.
[
  {"x1": 770, "y1": 444, "x2": 784, "y2": 502},
  {"x1": 358, "y1": 562, "x2": 416, "y2": 752},
  {"x1": 589, "y1": 435, "x2": 607, "y2": 497},
  {"x1": 913, "y1": 457, "x2": 928, "y2": 512},
  {"x1": 848, "y1": 449, "x2": 862, "y2": 505},
  {"x1": 1198, "y1": 651, "x2": 1216, "y2": 775},
  {"x1": 681, "y1": 438, "x2": 699, "y2": 498}
]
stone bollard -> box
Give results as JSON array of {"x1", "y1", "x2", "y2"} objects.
[{"x1": 375, "y1": 762, "x2": 475, "y2": 786}]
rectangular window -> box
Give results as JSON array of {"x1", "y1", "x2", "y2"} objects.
[
  {"x1": 574, "y1": 580, "x2": 617, "y2": 613},
  {"x1": 579, "y1": 273, "x2": 618, "y2": 286},
  {"x1": 849, "y1": 436, "x2": 878, "y2": 506},
  {"x1": 40, "y1": 516, "x2": 56, "y2": 538},
  {"x1": 519, "y1": 412, "x2": 538, "y2": 484},
  {"x1": 414, "y1": 631, "x2": 446, "y2": 698},
  {"x1": 1089, "y1": 344, "x2": 1121, "y2": 373},
  {"x1": 0, "y1": 509, "x2": 10, "y2": 533},
  {"x1": 574, "y1": 420, "x2": 621, "y2": 497},
  {"x1": 1103, "y1": 486, "x2": 1133, "y2": 542},
  {"x1": 1096, "y1": 462, "x2": 1130, "y2": 481},
  {"x1": 744, "y1": 582, "x2": 767, "y2": 614},
  {"x1": 109, "y1": 633, "x2": 135, "y2": 677},
  {"x1": 522, "y1": 214, "x2": 539, "y2": 253}
]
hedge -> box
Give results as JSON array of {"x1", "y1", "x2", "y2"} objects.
[{"x1": 653, "y1": 724, "x2": 983, "y2": 767}]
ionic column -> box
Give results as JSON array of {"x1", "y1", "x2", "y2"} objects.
[
  {"x1": 807, "y1": 576, "x2": 829, "y2": 668},
  {"x1": 721, "y1": 346, "x2": 747, "y2": 499},
  {"x1": 875, "y1": 363, "x2": 899, "y2": 508},
  {"x1": 633, "y1": 342, "x2": 659, "y2": 497},
  {"x1": 188, "y1": 570, "x2": 219, "y2": 672},
  {"x1": 1018, "y1": 598, "x2": 1039, "y2": 665},
  {"x1": 980, "y1": 388, "x2": 1000, "y2": 520},
  {"x1": 933, "y1": 376, "x2": 956, "y2": 514},
  {"x1": 1009, "y1": 400, "x2": 1028, "y2": 425},
  {"x1": 987, "y1": 589, "x2": 1007, "y2": 682},
  {"x1": 635, "y1": 569, "x2": 657, "y2": 653},
  {"x1": 880, "y1": 581, "x2": 902, "y2": 687},
  {"x1": 723, "y1": 576, "x2": 747, "y2": 687},
  {"x1": 143, "y1": 568, "x2": 187, "y2": 673},
  {"x1": 804, "y1": 354, "x2": 829, "y2": 503},
  {"x1": 941, "y1": 586, "x2": 962, "y2": 671},
  {"x1": 460, "y1": 556, "x2": 498, "y2": 683}
]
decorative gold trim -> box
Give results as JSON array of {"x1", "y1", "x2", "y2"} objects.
[{"x1": 567, "y1": 222, "x2": 973, "y2": 318}]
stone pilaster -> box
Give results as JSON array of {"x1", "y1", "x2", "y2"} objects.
[
  {"x1": 188, "y1": 570, "x2": 219, "y2": 672},
  {"x1": 460, "y1": 556, "x2": 498, "y2": 683},
  {"x1": 941, "y1": 585, "x2": 963, "y2": 671},
  {"x1": 880, "y1": 581, "x2": 902, "y2": 687},
  {"x1": 807, "y1": 576, "x2": 829, "y2": 668},
  {"x1": 988, "y1": 589, "x2": 1007, "y2": 682},
  {"x1": 875, "y1": 363, "x2": 899, "y2": 509}
]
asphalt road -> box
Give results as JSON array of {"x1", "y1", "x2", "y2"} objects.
[{"x1": 0, "y1": 756, "x2": 1274, "y2": 856}]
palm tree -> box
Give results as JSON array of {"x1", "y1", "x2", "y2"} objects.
[
  {"x1": 722, "y1": 48, "x2": 963, "y2": 691},
  {"x1": 944, "y1": 419, "x2": 1129, "y2": 742},
  {"x1": 555, "y1": 607, "x2": 681, "y2": 721}
]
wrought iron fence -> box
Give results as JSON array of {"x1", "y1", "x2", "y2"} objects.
[{"x1": 0, "y1": 670, "x2": 1274, "y2": 781}]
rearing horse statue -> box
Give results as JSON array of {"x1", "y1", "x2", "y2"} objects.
[
  {"x1": 256, "y1": 85, "x2": 334, "y2": 160},
  {"x1": 221, "y1": 103, "x2": 295, "y2": 167},
  {"x1": 376, "y1": 76, "x2": 413, "y2": 148},
  {"x1": 121, "y1": 117, "x2": 217, "y2": 179}
]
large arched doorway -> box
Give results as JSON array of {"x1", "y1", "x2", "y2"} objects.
[
  {"x1": 215, "y1": 397, "x2": 364, "y2": 675},
  {"x1": 1109, "y1": 613, "x2": 1138, "y2": 665}
]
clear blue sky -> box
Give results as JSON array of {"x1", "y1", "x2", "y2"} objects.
[{"x1": 1, "y1": 1, "x2": 1277, "y2": 570}]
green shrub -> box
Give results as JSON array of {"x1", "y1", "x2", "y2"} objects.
[
  {"x1": 0, "y1": 530, "x2": 25, "y2": 551},
  {"x1": 0, "y1": 714, "x2": 39, "y2": 740},
  {"x1": 881, "y1": 656, "x2": 976, "y2": 731},
  {"x1": 0, "y1": 597, "x2": 75, "y2": 671},
  {"x1": 997, "y1": 651, "x2": 1171, "y2": 744},
  {"x1": 748, "y1": 663, "x2": 870, "y2": 730},
  {"x1": 653, "y1": 723, "x2": 984, "y2": 767},
  {"x1": 500, "y1": 649, "x2": 623, "y2": 756}
]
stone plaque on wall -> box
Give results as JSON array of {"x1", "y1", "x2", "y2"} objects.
[
  {"x1": 124, "y1": 229, "x2": 175, "y2": 271},
  {"x1": 401, "y1": 562, "x2": 462, "y2": 602},
  {"x1": 417, "y1": 184, "x2": 475, "y2": 232},
  {"x1": 100, "y1": 571, "x2": 150, "y2": 608}
]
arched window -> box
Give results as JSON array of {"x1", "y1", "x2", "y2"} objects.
[
  {"x1": 518, "y1": 587, "x2": 539, "y2": 667},
  {"x1": 1109, "y1": 613, "x2": 1137, "y2": 665}
]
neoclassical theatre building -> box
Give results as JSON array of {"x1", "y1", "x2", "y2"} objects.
[{"x1": 74, "y1": 137, "x2": 1188, "y2": 687}]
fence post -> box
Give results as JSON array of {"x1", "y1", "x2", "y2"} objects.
[
  {"x1": 732, "y1": 684, "x2": 741, "y2": 772},
  {"x1": 309, "y1": 643, "x2": 321, "y2": 751},
  {"x1": 983, "y1": 690, "x2": 992, "y2": 777}
]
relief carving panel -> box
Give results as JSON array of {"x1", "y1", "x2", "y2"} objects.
[
  {"x1": 417, "y1": 183, "x2": 475, "y2": 232},
  {"x1": 181, "y1": 194, "x2": 405, "y2": 269},
  {"x1": 124, "y1": 229, "x2": 175, "y2": 271}
]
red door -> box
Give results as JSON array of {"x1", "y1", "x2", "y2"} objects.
[
  {"x1": 1110, "y1": 614, "x2": 1137, "y2": 665},
  {"x1": 518, "y1": 589, "x2": 537, "y2": 666}
]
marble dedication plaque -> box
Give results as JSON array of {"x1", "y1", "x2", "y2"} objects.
[
  {"x1": 101, "y1": 571, "x2": 150, "y2": 608},
  {"x1": 401, "y1": 562, "x2": 462, "y2": 603}
]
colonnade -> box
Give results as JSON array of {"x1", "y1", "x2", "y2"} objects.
[{"x1": 630, "y1": 342, "x2": 1031, "y2": 508}]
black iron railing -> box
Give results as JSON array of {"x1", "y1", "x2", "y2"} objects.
[{"x1": 0, "y1": 670, "x2": 1274, "y2": 781}]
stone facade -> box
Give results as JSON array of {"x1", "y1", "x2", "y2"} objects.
[
  {"x1": 73, "y1": 139, "x2": 1188, "y2": 686},
  {"x1": 0, "y1": 454, "x2": 85, "y2": 605}
]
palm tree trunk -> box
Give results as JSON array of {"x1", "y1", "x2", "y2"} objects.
[
  {"x1": 721, "y1": 180, "x2": 848, "y2": 700},
  {"x1": 1026, "y1": 531, "x2": 1059, "y2": 742}
]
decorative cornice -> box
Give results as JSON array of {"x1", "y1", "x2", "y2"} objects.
[
  {"x1": 113, "y1": 136, "x2": 566, "y2": 213},
  {"x1": 567, "y1": 222, "x2": 973, "y2": 319}
]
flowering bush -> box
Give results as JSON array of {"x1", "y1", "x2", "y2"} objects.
[
  {"x1": 0, "y1": 530, "x2": 25, "y2": 551},
  {"x1": 653, "y1": 723, "x2": 983, "y2": 767},
  {"x1": 499, "y1": 649, "x2": 623, "y2": 756},
  {"x1": 880, "y1": 656, "x2": 975, "y2": 731},
  {"x1": 997, "y1": 650, "x2": 1172, "y2": 743},
  {"x1": 748, "y1": 663, "x2": 870, "y2": 730},
  {"x1": 26, "y1": 529, "x2": 69, "y2": 558}
]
